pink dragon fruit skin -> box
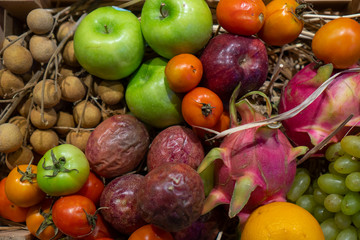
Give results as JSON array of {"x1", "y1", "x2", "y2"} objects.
[
  {"x1": 197, "y1": 95, "x2": 307, "y2": 226},
  {"x1": 278, "y1": 63, "x2": 360, "y2": 149}
]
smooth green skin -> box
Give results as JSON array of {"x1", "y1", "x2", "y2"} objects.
[
  {"x1": 74, "y1": 6, "x2": 144, "y2": 80},
  {"x1": 125, "y1": 57, "x2": 183, "y2": 129},
  {"x1": 37, "y1": 144, "x2": 90, "y2": 196},
  {"x1": 141, "y1": 0, "x2": 213, "y2": 59}
]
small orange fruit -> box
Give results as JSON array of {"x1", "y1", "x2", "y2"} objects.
[{"x1": 241, "y1": 201, "x2": 325, "y2": 240}]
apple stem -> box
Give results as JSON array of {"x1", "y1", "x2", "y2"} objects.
[
  {"x1": 104, "y1": 25, "x2": 110, "y2": 34},
  {"x1": 160, "y1": 3, "x2": 169, "y2": 19}
]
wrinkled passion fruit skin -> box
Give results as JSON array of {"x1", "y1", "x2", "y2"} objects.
[
  {"x1": 85, "y1": 114, "x2": 150, "y2": 178},
  {"x1": 136, "y1": 163, "x2": 205, "y2": 232},
  {"x1": 147, "y1": 125, "x2": 205, "y2": 171},
  {"x1": 100, "y1": 174, "x2": 147, "y2": 234}
]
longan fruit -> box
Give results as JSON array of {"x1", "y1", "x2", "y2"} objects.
[
  {"x1": 98, "y1": 80, "x2": 124, "y2": 105},
  {"x1": 73, "y1": 100, "x2": 101, "y2": 128},
  {"x1": 17, "y1": 97, "x2": 32, "y2": 117},
  {"x1": 6, "y1": 146, "x2": 34, "y2": 170},
  {"x1": 101, "y1": 102, "x2": 126, "y2": 121},
  {"x1": 63, "y1": 40, "x2": 79, "y2": 67},
  {"x1": 26, "y1": 8, "x2": 54, "y2": 35},
  {"x1": 33, "y1": 79, "x2": 61, "y2": 108},
  {"x1": 3, "y1": 45, "x2": 33, "y2": 74},
  {"x1": 60, "y1": 76, "x2": 86, "y2": 102},
  {"x1": 30, "y1": 129, "x2": 59, "y2": 155},
  {"x1": 8, "y1": 115, "x2": 32, "y2": 141},
  {"x1": 30, "y1": 106, "x2": 57, "y2": 129},
  {"x1": 29, "y1": 35, "x2": 57, "y2": 63},
  {"x1": 66, "y1": 130, "x2": 92, "y2": 152},
  {"x1": 0, "y1": 123, "x2": 23, "y2": 153},
  {"x1": 2, "y1": 35, "x2": 27, "y2": 49},
  {"x1": 55, "y1": 111, "x2": 75, "y2": 136},
  {"x1": 56, "y1": 20, "x2": 76, "y2": 42},
  {"x1": 58, "y1": 66, "x2": 74, "y2": 84},
  {"x1": 0, "y1": 70, "x2": 24, "y2": 98}
]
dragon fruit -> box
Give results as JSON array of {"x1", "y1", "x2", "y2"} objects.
[
  {"x1": 278, "y1": 63, "x2": 360, "y2": 150},
  {"x1": 197, "y1": 90, "x2": 307, "y2": 226}
]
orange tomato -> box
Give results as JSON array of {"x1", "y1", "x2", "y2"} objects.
[
  {"x1": 26, "y1": 199, "x2": 63, "y2": 240},
  {"x1": 165, "y1": 53, "x2": 203, "y2": 93},
  {"x1": 257, "y1": 0, "x2": 304, "y2": 46},
  {"x1": 128, "y1": 224, "x2": 173, "y2": 240},
  {"x1": 0, "y1": 177, "x2": 29, "y2": 222},
  {"x1": 5, "y1": 164, "x2": 46, "y2": 208},
  {"x1": 216, "y1": 0, "x2": 266, "y2": 36},
  {"x1": 312, "y1": 17, "x2": 360, "y2": 69},
  {"x1": 182, "y1": 87, "x2": 224, "y2": 128}
]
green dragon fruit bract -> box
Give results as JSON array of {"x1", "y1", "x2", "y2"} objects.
[
  {"x1": 197, "y1": 90, "x2": 307, "y2": 226},
  {"x1": 278, "y1": 63, "x2": 360, "y2": 150}
]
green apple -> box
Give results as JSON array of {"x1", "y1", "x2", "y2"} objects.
[
  {"x1": 125, "y1": 57, "x2": 183, "y2": 128},
  {"x1": 74, "y1": 6, "x2": 144, "y2": 80},
  {"x1": 140, "y1": 0, "x2": 213, "y2": 59}
]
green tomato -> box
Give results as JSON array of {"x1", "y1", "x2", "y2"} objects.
[
  {"x1": 125, "y1": 57, "x2": 183, "y2": 129},
  {"x1": 74, "y1": 6, "x2": 144, "y2": 80},
  {"x1": 140, "y1": 0, "x2": 213, "y2": 59},
  {"x1": 37, "y1": 144, "x2": 90, "y2": 196}
]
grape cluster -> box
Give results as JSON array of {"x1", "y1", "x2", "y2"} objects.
[{"x1": 287, "y1": 135, "x2": 360, "y2": 240}]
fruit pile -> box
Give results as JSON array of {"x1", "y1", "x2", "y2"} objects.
[{"x1": 0, "y1": 0, "x2": 359, "y2": 239}]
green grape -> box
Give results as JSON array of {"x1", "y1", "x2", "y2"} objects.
[
  {"x1": 334, "y1": 211, "x2": 352, "y2": 229},
  {"x1": 313, "y1": 205, "x2": 335, "y2": 223},
  {"x1": 287, "y1": 169, "x2": 311, "y2": 202},
  {"x1": 326, "y1": 142, "x2": 345, "y2": 162},
  {"x1": 333, "y1": 155, "x2": 360, "y2": 174},
  {"x1": 318, "y1": 173, "x2": 349, "y2": 195},
  {"x1": 345, "y1": 172, "x2": 360, "y2": 192},
  {"x1": 328, "y1": 162, "x2": 348, "y2": 177},
  {"x1": 351, "y1": 211, "x2": 360, "y2": 228},
  {"x1": 324, "y1": 194, "x2": 343, "y2": 213},
  {"x1": 321, "y1": 218, "x2": 340, "y2": 240},
  {"x1": 341, "y1": 191, "x2": 360, "y2": 216},
  {"x1": 340, "y1": 135, "x2": 360, "y2": 158},
  {"x1": 313, "y1": 187, "x2": 328, "y2": 205},
  {"x1": 296, "y1": 194, "x2": 317, "y2": 214},
  {"x1": 335, "y1": 226, "x2": 357, "y2": 240}
]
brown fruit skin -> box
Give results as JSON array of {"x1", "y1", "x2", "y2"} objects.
[
  {"x1": 85, "y1": 114, "x2": 150, "y2": 178},
  {"x1": 98, "y1": 80, "x2": 124, "y2": 105},
  {"x1": 56, "y1": 21, "x2": 76, "y2": 42},
  {"x1": 33, "y1": 79, "x2": 61, "y2": 108},
  {"x1": 9, "y1": 116, "x2": 33, "y2": 141},
  {"x1": 26, "y1": 8, "x2": 54, "y2": 35},
  {"x1": 147, "y1": 125, "x2": 204, "y2": 171},
  {"x1": 0, "y1": 123, "x2": 23, "y2": 153},
  {"x1": 100, "y1": 174, "x2": 147, "y2": 234},
  {"x1": 29, "y1": 35, "x2": 57, "y2": 63},
  {"x1": 55, "y1": 111, "x2": 75, "y2": 136},
  {"x1": 66, "y1": 130, "x2": 91, "y2": 152},
  {"x1": 2, "y1": 35, "x2": 27, "y2": 49},
  {"x1": 60, "y1": 76, "x2": 86, "y2": 102},
  {"x1": 73, "y1": 100, "x2": 101, "y2": 128},
  {"x1": 63, "y1": 40, "x2": 79, "y2": 67},
  {"x1": 3, "y1": 45, "x2": 33, "y2": 74},
  {"x1": 136, "y1": 162, "x2": 205, "y2": 232},
  {"x1": 30, "y1": 129, "x2": 59, "y2": 155},
  {"x1": 30, "y1": 106, "x2": 58, "y2": 129},
  {"x1": 0, "y1": 70, "x2": 24, "y2": 98},
  {"x1": 6, "y1": 146, "x2": 34, "y2": 170}
]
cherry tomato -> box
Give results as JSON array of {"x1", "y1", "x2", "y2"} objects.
[
  {"x1": 26, "y1": 199, "x2": 63, "y2": 240},
  {"x1": 52, "y1": 195, "x2": 97, "y2": 238},
  {"x1": 0, "y1": 177, "x2": 29, "y2": 222},
  {"x1": 216, "y1": 0, "x2": 266, "y2": 36},
  {"x1": 165, "y1": 53, "x2": 203, "y2": 93},
  {"x1": 5, "y1": 164, "x2": 46, "y2": 208},
  {"x1": 75, "y1": 171, "x2": 104, "y2": 206},
  {"x1": 312, "y1": 17, "x2": 360, "y2": 69},
  {"x1": 128, "y1": 224, "x2": 174, "y2": 240},
  {"x1": 257, "y1": 0, "x2": 304, "y2": 46},
  {"x1": 182, "y1": 87, "x2": 224, "y2": 128}
]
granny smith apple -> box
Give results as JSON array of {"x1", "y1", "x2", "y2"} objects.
[
  {"x1": 74, "y1": 6, "x2": 144, "y2": 80},
  {"x1": 125, "y1": 57, "x2": 183, "y2": 129},
  {"x1": 140, "y1": 0, "x2": 213, "y2": 59}
]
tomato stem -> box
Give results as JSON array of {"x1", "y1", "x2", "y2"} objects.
[
  {"x1": 41, "y1": 150, "x2": 79, "y2": 177},
  {"x1": 17, "y1": 165, "x2": 36, "y2": 184}
]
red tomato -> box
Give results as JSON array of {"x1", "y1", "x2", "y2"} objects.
[
  {"x1": 128, "y1": 224, "x2": 173, "y2": 240},
  {"x1": 77, "y1": 214, "x2": 115, "y2": 240},
  {"x1": 52, "y1": 195, "x2": 97, "y2": 238},
  {"x1": 182, "y1": 87, "x2": 224, "y2": 128},
  {"x1": 165, "y1": 54, "x2": 203, "y2": 93},
  {"x1": 26, "y1": 199, "x2": 63, "y2": 240},
  {"x1": 257, "y1": 0, "x2": 304, "y2": 46},
  {"x1": 5, "y1": 164, "x2": 46, "y2": 208},
  {"x1": 312, "y1": 17, "x2": 360, "y2": 69},
  {"x1": 0, "y1": 177, "x2": 29, "y2": 222},
  {"x1": 216, "y1": 0, "x2": 266, "y2": 36},
  {"x1": 75, "y1": 171, "x2": 104, "y2": 205}
]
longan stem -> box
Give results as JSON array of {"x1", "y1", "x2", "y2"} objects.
[{"x1": 0, "y1": 30, "x2": 32, "y2": 56}]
